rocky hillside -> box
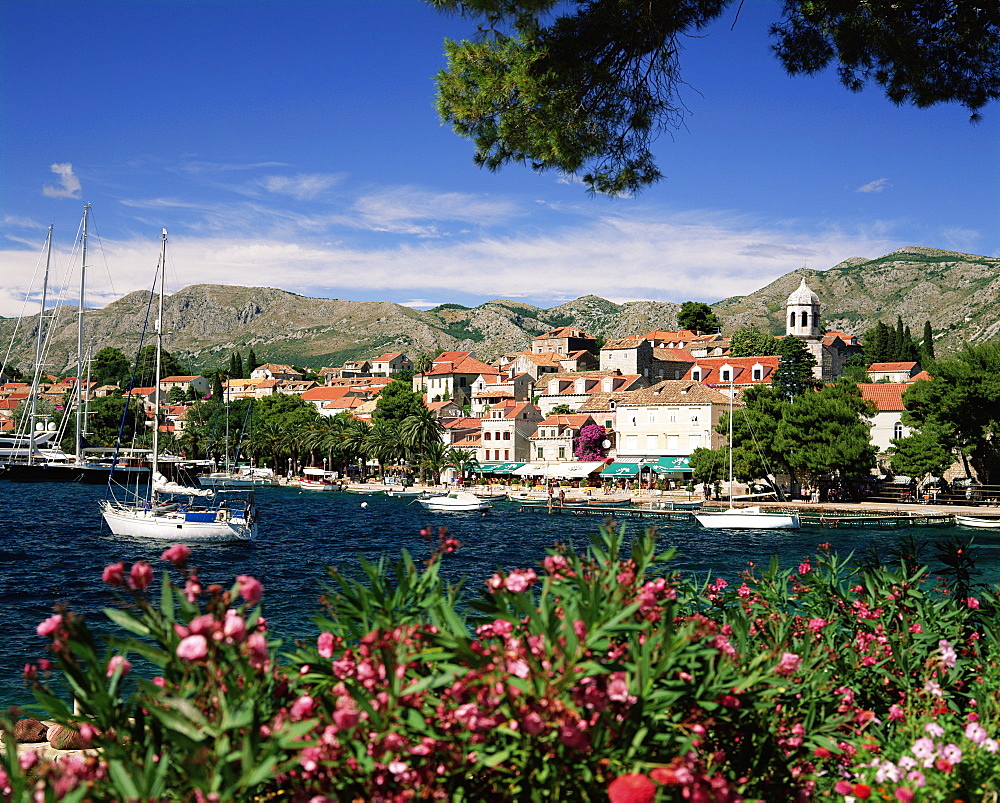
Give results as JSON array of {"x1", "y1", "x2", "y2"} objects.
[
  {"x1": 712, "y1": 247, "x2": 1000, "y2": 351},
  {"x1": 1, "y1": 247, "x2": 996, "y2": 376}
]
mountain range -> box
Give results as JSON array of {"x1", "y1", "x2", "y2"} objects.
[{"x1": 1, "y1": 246, "x2": 997, "y2": 376}]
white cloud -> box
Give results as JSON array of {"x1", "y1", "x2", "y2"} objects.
[
  {"x1": 42, "y1": 163, "x2": 81, "y2": 199},
  {"x1": 856, "y1": 178, "x2": 890, "y2": 194},
  {"x1": 0, "y1": 204, "x2": 903, "y2": 318},
  {"x1": 351, "y1": 187, "x2": 519, "y2": 235},
  {"x1": 259, "y1": 173, "x2": 344, "y2": 201}
]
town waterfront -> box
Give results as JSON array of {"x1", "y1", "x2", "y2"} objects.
[{"x1": 2, "y1": 481, "x2": 997, "y2": 709}]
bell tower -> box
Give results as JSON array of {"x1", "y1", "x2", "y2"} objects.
[{"x1": 786, "y1": 278, "x2": 821, "y2": 339}]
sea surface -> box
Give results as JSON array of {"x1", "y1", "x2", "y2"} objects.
[{"x1": 1, "y1": 483, "x2": 995, "y2": 709}]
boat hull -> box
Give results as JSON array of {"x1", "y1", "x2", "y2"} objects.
[
  {"x1": 695, "y1": 508, "x2": 801, "y2": 530},
  {"x1": 418, "y1": 492, "x2": 491, "y2": 512},
  {"x1": 955, "y1": 516, "x2": 1000, "y2": 529},
  {"x1": 100, "y1": 501, "x2": 256, "y2": 542}
]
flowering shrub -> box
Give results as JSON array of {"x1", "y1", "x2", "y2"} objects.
[{"x1": 2, "y1": 529, "x2": 999, "y2": 801}]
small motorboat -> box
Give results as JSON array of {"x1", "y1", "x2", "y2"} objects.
[
  {"x1": 418, "y1": 491, "x2": 491, "y2": 512},
  {"x1": 385, "y1": 488, "x2": 424, "y2": 498},
  {"x1": 299, "y1": 468, "x2": 339, "y2": 491},
  {"x1": 955, "y1": 515, "x2": 1000, "y2": 529},
  {"x1": 695, "y1": 506, "x2": 800, "y2": 530}
]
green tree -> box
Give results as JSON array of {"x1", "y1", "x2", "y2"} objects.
[
  {"x1": 91, "y1": 347, "x2": 131, "y2": 389},
  {"x1": 212, "y1": 373, "x2": 225, "y2": 402},
  {"x1": 374, "y1": 380, "x2": 426, "y2": 424},
  {"x1": 688, "y1": 446, "x2": 728, "y2": 489},
  {"x1": 84, "y1": 395, "x2": 148, "y2": 448},
  {"x1": 728, "y1": 327, "x2": 779, "y2": 358},
  {"x1": 549, "y1": 404, "x2": 574, "y2": 415},
  {"x1": 365, "y1": 419, "x2": 402, "y2": 480},
  {"x1": 771, "y1": 336, "x2": 817, "y2": 398},
  {"x1": 430, "y1": 0, "x2": 999, "y2": 194},
  {"x1": 446, "y1": 447, "x2": 480, "y2": 483},
  {"x1": 901, "y1": 343, "x2": 1000, "y2": 484},
  {"x1": 246, "y1": 348, "x2": 260, "y2": 373},
  {"x1": 888, "y1": 430, "x2": 952, "y2": 483},
  {"x1": 133, "y1": 346, "x2": 188, "y2": 389},
  {"x1": 399, "y1": 407, "x2": 445, "y2": 480},
  {"x1": 922, "y1": 320, "x2": 935, "y2": 362},
  {"x1": 677, "y1": 301, "x2": 720, "y2": 335}
]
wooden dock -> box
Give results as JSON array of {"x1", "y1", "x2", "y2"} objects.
[{"x1": 519, "y1": 503, "x2": 957, "y2": 528}]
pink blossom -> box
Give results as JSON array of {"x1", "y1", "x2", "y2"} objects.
[
  {"x1": 177, "y1": 634, "x2": 208, "y2": 661},
  {"x1": 106, "y1": 655, "x2": 132, "y2": 677},
  {"x1": 317, "y1": 631, "x2": 335, "y2": 659},
  {"x1": 924, "y1": 721, "x2": 944, "y2": 738},
  {"x1": 558, "y1": 720, "x2": 588, "y2": 749},
  {"x1": 965, "y1": 721, "x2": 988, "y2": 744},
  {"x1": 161, "y1": 543, "x2": 191, "y2": 567},
  {"x1": 290, "y1": 695, "x2": 315, "y2": 720},
  {"x1": 911, "y1": 737, "x2": 935, "y2": 760},
  {"x1": 521, "y1": 711, "x2": 546, "y2": 735},
  {"x1": 102, "y1": 562, "x2": 125, "y2": 586},
  {"x1": 888, "y1": 704, "x2": 906, "y2": 722},
  {"x1": 223, "y1": 610, "x2": 247, "y2": 642},
  {"x1": 36, "y1": 614, "x2": 63, "y2": 637},
  {"x1": 941, "y1": 743, "x2": 963, "y2": 764},
  {"x1": 775, "y1": 651, "x2": 802, "y2": 676},
  {"x1": 967, "y1": 596, "x2": 980, "y2": 609},
  {"x1": 333, "y1": 707, "x2": 359, "y2": 730},
  {"x1": 906, "y1": 770, "x2": 926, "y2": 787},
  {"x1": 236, "y1": 574, "x2": 263, "y2": 605},
  {"x1": 247, "y1": 632, "x2": 269, "y2": 669},
  {"x1": 607, "y1": 672, "x2": 629, "y2": 703},
  {"x1": 894, "y1": 788, "x2": 915, "y2": 802},
  {"x1": 503, "y1": 568, "x2": 537, "y2": 594},
  {"x1": 128, "y1": 561, "x2": 153, "y2": 591},
  {"x1": 798, "y1": 559, "x2": 812, "y2": 575},
  {"x1": 184, "y1": 576, "x2": 202, "y2": 602},
  {"x1": 938, "y1": 639, "x2": 957, "y2": 669},
  {"x1": 608, "y1": 774, "x2": 657, "y2": 803}
]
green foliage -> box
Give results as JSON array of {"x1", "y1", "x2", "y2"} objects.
[
  {"x1": 133, "y1": 346, "x2": 188, "y2": 389},
  {"x1": 373, "y1": 380, "x2": 426, "y2": 424},
  {"x1": 863, "y1": 319, "x2": 923, "y2": 365},
  {"x1": 902, "y1": 342, "x2": 1000, "y2": 484},
  {"x1": 688, "y1": 445, "x2": 727, "y2": 486},
  {"x1": 91, "y1": 346, "x2": 131, "y2": 389},
  {"x1": 429, "y1": 1, "x2": 999, "y2": 194},
  {"x1": 676, "y1": 301, "x2": 720, "y2": 334},
  {"x1": 13, "y1": 529, "x2": 1000, "y2": 799},
  {"x1": 889, "y1": 430, "x2": 952, "y2": 480},
  {"x1": 728, "y1": 327, "x2": 779, "y2": 357},
  {"x1": 772, "y1": 336, "x2": 817, "y2": 398}
]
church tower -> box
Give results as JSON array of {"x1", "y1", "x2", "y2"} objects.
[{"x1": 786, "y1": 278, "x2": 822, "y2": 339}]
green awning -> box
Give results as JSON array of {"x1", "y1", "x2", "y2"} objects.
[
  {"x1": 602, "y1": 460, "x2": 643, "y2": 477},
  {"x1": 478, "y1": 462, "x2": 524, "y2": 474},
  {"x1": 649, "y1": 456, "x2": 693, "y2": 474}
]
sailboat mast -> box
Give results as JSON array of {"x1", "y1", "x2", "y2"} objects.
[
  {"x1": 75, "y1": 205, "x2": 90, "y2": 464},
  {"x1": 152, "y1": 229, "x2": 166, "y2": 478},
  {"x1": 728, "y1": 380, "x2": 734, "y2": 510},
  {"x1": 27, "y1": 226, "x2": 54, "y2": 466}
]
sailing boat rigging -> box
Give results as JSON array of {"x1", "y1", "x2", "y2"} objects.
[
  {"x1": 100, "y1": 229, "x2": 257, "y2": 542},
  {"x1": 694, "y1": 381, "x2": 800, "y2": 530}
]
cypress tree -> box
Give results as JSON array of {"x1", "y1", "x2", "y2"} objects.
[
  {"x1": 234, "y1": 353, "x2": 244, "y2": 379},
  {"x1": 893, "y1": 317, "x2": 906, "y2": 361},
  {"x1": 922, "y1": 320, "x2": 935, "y2": 361},
  {"x1": 247, "y1": 348, "x2": 259, "y2": 373},
  {"x1": 228, "y1": 353, "x2": 238, "y2": 378}
]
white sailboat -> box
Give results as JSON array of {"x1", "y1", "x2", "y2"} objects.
[
  {"x1": 694, "y1": 383, "x2": 800, "y2": 530},
  {"x1": 100, "y1": 229, "x2": 257, "y2": 542},
  {"x1": 418, "y1": 491, "x2": 491, "y2": 512}
]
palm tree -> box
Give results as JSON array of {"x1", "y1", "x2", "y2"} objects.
[
  {"x1": 340, "y1": 418, "x2": 373, "y2": 480},
  {"x1": 365, "y1": 419, "x2": 401, "y2": 481},
  {"x1": 302, "y1": 416, "x2": 348, "y2": 473},
  {"x1": 399, "y1": 407, "x2": 444, "y2": 481},
  {"x1": 420, "y1": 440, "x2": 452, "y2": 486},
  {"x1": 446, "y1": 447, "x2": 480, "y2": 485}
]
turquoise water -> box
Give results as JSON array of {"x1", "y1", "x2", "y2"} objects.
[{"x1": 0, "y1": 482, "x2": 991, "y2": 708}]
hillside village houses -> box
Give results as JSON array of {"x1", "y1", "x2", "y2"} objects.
[{"x1": 3, "y1": 281, "x2": 944, "y2": 487}]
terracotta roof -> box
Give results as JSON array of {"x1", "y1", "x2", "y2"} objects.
[
  {"x1": 858, "y1": 383, "x2": 910, "y2": 411},
  {"x1": 642, "y1": 329, "x2": 699, "y2": 341},
  {"x1": 442, "y1": 417, "x2": 481, "y2": 430},
  {"x1": 601, "y1": 337, "x2": 645, "y2": 350},
  {"x1": 300, "y1": 386, "x2": 357, "y2": 401},
  {"x1": 909, "y1": 370, "x2": 932, "y2": 382},
  {"x1": 869, "y1": 362, "x2": 919, "y2": 372},
  {"x1": 618, "y1": 380, "x2": 730, "y2": 406},
  {"x1": 683, "y1": 356, "x2": 780, "y2": 386},
  {"x1": 161, "y1": 375, "x2": 200, "y2": 382}
]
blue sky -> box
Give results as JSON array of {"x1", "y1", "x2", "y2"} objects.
[{"x1": 2, "y1": 0, "x2": 997, "y2": 319}]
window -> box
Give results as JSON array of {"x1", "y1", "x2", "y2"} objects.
[
  {"x1": 494, "y1": 450, "x2": 500, "y2": 460},
  {"x1": 503, "y1": 431, "x2": 511, "y2": 440},
  {"x1": 894, "y1": 422, "x2": 904, "y2": 439},
  {"x1": 646, "y1": 435, "x2": 658, "y2": 450},
  {"x1": 537, "y1": 447, "x2": 544, "y2": 459},
  {"x1": 752, "y1": 366, "x2": 762, "y2": 381},
  {"x1": 691, "y1": 369, "x2": 701, "y2": 381},
  {"x1": 626, "y1": 435, "x2": 638, "y2": 451},
  {"x1": 690, "y1": 410, "x2": 699, "y2": 423},
  {"x1": 801, "y1": 311, "x2": 809, "y2": 328},
  {"x1": 789, "y1": 312, "x2": 795, "y2": 328},
  {"x1": 484, "y1": 431, "x2": 491, "y2": 440},
  {"x1": 604, "y1": 419, "x2": 612, "y2": 428},
  {"x1": 667, "y1": 435, "x2": 679, "y2": 451},
  {"x1": 459, "y1": 377, "x2": 467, "y2": 386},
  {"x1": 668, "y1": 408, "x2": 678, "y2": 423},
  {"x1": 647, "y1": 409, "x2": 657, "y2": 423},
  {"x1": 504, "y1": 450, "x2": 509, "y2": 460},
  {"x1": 558, "y1": 446, "x2": 566, "y2": 459}
]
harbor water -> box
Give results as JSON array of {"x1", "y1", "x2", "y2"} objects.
[{"x1": 1, "y1": 482, "x2": 995, "y2": 709}]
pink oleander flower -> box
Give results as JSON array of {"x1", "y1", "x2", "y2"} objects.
[
  {"x1": 607, "y1": 672, "x2": 630, "y2": 703},
  {"x1": 967, "y1": 596, "x2": 980, "y2": 609},
  {"x1": 36, "y1": 614, "x2": 63, "y2": 637},
  {"x1": 503, "y1": 568, "x2": 537, "y2": 594},
  {"x1": 247, "y1": 632, "x2": 268, "y2": 669},
  {"x1": 333, "y1": 707, "x2": 359, "y2": 730},
  {"x1": 184, "y1": 576, "x2": 202, "y2": 602},
  {"x1": 290, "y1": 695, "x2": 315, "y2": 720},
  {"x1": 161, "y1": 543, "x2": 191, "y2": 567},
  {"x1": 924, "y1": 679, "x2": 943, "y2": 697},
  {"x1": 223, "y1": 609, "x2": 247, "y2": 642},
  {"x1": 775, "y1": 651, "x2": 802, "y2": 676},
  {"x1": 938, "y1": 639, "x2": 957, "y2": 669},
  {"x1": 236, "y1": 574, "x2": 263, "y2": 605},
  {"x1": 807, "y1": 617, "x2": 827, "y2": 631},
  {"x1": 798, "y1": 559, "x2": 812, "y2": 575},
  {"x1": 128, "y1": 561, "x2": 153, "y2": 591},
  {"x1": 317, "y1": 631, "x2": 334, "y2": 659},
  {"x1": 521, "y1": 711, "x2": 546, "y2": 735},
  {"x1": 889, "y1": 704, "x2": 906, "y2": 722},
  {"x1": 106, "y1": 655, "x2": 131, "y2": 677},
  {"x1": 177, "y1": 634, "x2": 208, "y2": 661},
  {"x1": 608, "y1": 773, "x2": 657, "y2": 803},
  {"x1": 102, "y1": 561, "x2": 125, "y2": 586}
]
